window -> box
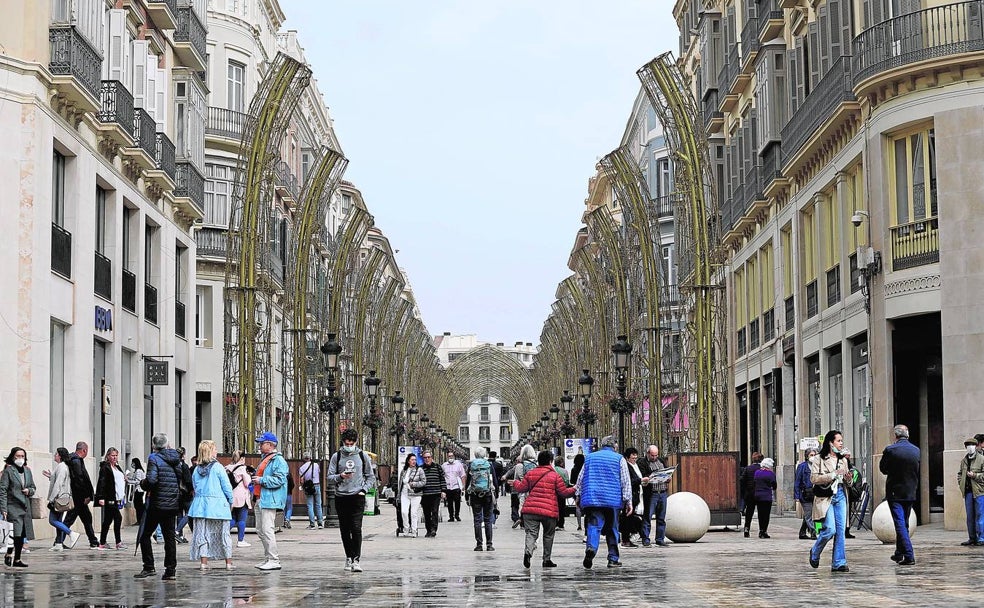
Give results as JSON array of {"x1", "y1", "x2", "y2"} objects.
[
  {"x1": 52, "y1": 151, "x2": 66, "y2": 226},
  {"x1": 479, "y1": 426, "x2": 491, "y2": 441},
  {"x1": 499, "y1": 426, "x2": 511, "y2": 441},
  {"x1": 49, "y1": 321, "x2": 67, "y2": 450},
  {"x1": 195, "y1": 285, "x2": 212, "y2": 347},
  {"x1": 458, "y1": 426, "x2": 469, "y2": 441},
  {"x1": 890, "y1": 127, "x2": 937, "y2": 226},
  {"x1": 656, "y1": 157, "x2": 672, "y2": 198},
  {"x1": 204, "y1": 164, "x2": 231, "y2": 226},
  {"x1": 802, "y1": 204, "x2": 817, "y2": 292},
  {"x1": 227, "y1": 60, "x2": 245, "y2": 113},
  {"x1": 95, "y1": 186, "x2": 107, "y2": 254},
  {"x1": 480, "y1": 406, "x2": 489, "y2": 422},
  {"x1": 499, "y1": 406, "x2": 510, "y2": 422},
  {"x1": 175, "y1": 370, "x2": 184, "y2": 448},
  {"x1": 94, "y1": 186, "x2": 111, "y2": 300}
]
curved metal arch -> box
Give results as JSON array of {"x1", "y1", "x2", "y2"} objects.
[{"x1": 444, "y1": 344, "x2": 535, "y2": 429}]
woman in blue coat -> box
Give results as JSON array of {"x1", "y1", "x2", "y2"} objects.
[{"x1": 188, "y1": 440, "x2": 234, "y2": 570}]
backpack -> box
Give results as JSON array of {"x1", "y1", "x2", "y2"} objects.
[
  {"x1": 227, "y1": 464, "x2": 244, "y2": 490},
  {"x1": 467, "y1": 459, "x2": 492, "y2": 497},
  {"x1": 332, "y1": 449, "x2": 373, "y2": 487}
]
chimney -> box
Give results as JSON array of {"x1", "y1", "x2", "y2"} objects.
[{"x1": 443, "y1": 332, "x2": 451, "y2": 336}]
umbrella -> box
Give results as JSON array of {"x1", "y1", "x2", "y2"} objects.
[{"x1": 134, "y1": 501, "x2": 148, "y2": 556}]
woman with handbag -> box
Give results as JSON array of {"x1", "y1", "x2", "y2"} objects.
[
  {"x1": 125, "y1": 458, "x2": 147, "y2": 524},
  {"x1": 226, "y1": 451, "x2": 252, "y2": 548},
  {"x1": 809, "y1": 430, "x2": 854, "y2": 573},
  {"x1": 620, "y1": 447, "x2": 644, "y2": 548},
  {"x1": 0, "y1": 446, "x2": 36, "y2": 568},
  {"x1": 44, "y1": 447, "x2": 77, "y2": 550},
  {"x1": 398, "y1": 453, "x2": 426, "y2": 537},
  {"x1": 95, "y1": 447, "x2": 127, "y2": 550},
  {"x1": 188, "y1": 440, "x2": 234, "y2": 570}
]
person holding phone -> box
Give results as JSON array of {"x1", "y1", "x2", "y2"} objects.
[
  {"x1": 808, "y1": 430, "x2": 854, "y2": 572},
  {"x1": 327, "y1": 428, "x2": 375, "y2": 572}
]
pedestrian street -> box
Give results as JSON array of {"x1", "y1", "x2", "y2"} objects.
[{"x1": 2, "y1": 499, "x2": 981, "y2": 608}]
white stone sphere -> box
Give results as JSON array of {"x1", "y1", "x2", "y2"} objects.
[
  {"x1": 871, "y1": 500, "x2": 917, "y2": 544},
  {"x1": 664, "y1": 491, "x2": 711, "y2": 543}
]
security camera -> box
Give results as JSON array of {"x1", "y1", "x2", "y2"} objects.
[{"x1": 851, "y1": 213, "x2": 864, "y2": 227}]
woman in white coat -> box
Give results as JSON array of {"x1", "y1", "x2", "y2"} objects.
[
  {"x1": 399, "y1": 454, "x2": 426, "y2": 537},
  {"x1": 44, "y1": 447, "x2": 78, "y2": 550}
]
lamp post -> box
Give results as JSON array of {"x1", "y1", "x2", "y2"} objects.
[
  {"x1": 319, "y1": 332, "x2": 344, "y2": 528},
  {"x1": 390, "y1": 390, "x2": 405, "y2": 466},
  {"x1": 420, "y1": 413, "x2": 430, "y2": 449},
  {"x1": 549, "y1": 403, "x2": 560, "y2": 450},
  {"x1": 560, "y1": 390, "x2": 576, "y2": 439},
  {"x1": 363, "y1": 370, "x2": 381, "y2": 455},
  {"x1": 611, "y1": 335, "x2": 633, "y2": 449},
  {"x1": 578, "y1": 369, "x2": 595, "y2": 439},
  {"x1": 407, "y1": 403, "x2": 418, "y2": 445},
  {"x1": 851, "y1": 208, "x2": 881, "y2": 487}
]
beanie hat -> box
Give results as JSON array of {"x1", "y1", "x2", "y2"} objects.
[{"x1": 760, "y1": 458, "x2": 775, "y2": 469}]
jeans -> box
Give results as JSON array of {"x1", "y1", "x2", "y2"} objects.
[
  {"x1": 306, "y1": 486, "x2": 323, "y2": 524},
  {"x1": 811, "y1": 487, "x2": 848, "y2": 568},
  {"x1": 48, "y1": 509, "x2": 72, "y2": 545},
  {"x1": 63, "y1": 501, "x2": 98, "y2": 546},
  {"x1": 335, "y1": 494, "x2": 366, "y2": 559},
  {"x1": 401, "y1": 493, "x2": 422, "y2": 535},
  {"x1": 471, "y1": 493, "x2": 494, "y2": 546},
  {"x1": 99, "y1": 504, "x2": 122, "y2": 545},
  {"x1": 976, "y1": 495, "x2": 984, "y2": 543},
  {"x1": 445, "y1": 488, "x2": 462, "y2": 520},
  {"x1": 255, "y1": 507, "x2": 279, "y2": 563},
  {"x1": 583, "y1": 506, "x2": 621, "y2": 563},
  {"x1": 524, "y1": 513, "x2": 558, "y2": 560},
  {"x1": 642, "y1": 491, "x2": 667, "y2": 544},
  {"x1": 421, "y1": 494, "x2": 442, "y2": 534},
  {"x1": 284, "y1": 495, "x2": 293, "y2": 522},
  {"x1": 139, "y1": 509, "x2": 177, "y2": 572},
  {"x1": 888, "y1": 500, "x2": 915, "y2": 560},
  {"x1": 231, "y1": 506, "x2": 249, "y2": 542},
  {"x1": 799, "y1": 500, "x2": 815, "y2": 536}
]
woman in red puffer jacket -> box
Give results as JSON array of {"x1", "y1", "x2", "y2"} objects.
[{"x1": 510, "y1": 450, "x2": 576, "y2": 569}]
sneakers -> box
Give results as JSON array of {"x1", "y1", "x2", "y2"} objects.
[
  {"x1": 583, "y1": 549, "x2": 595, "y2": 569},
  {"x1": 67, "y1": 532, "x2": 81, "y2": 549},
  {"x1": 474, "y1": 544, "x2": 483, "y2": 551},
  {"x1": 48, "y1": 544, "x2": 64, "y2": 552},
  {"x1": 255, "y1": 560, "x2": 282, "y2": 571},
  {"x1": 831, "y1": 565, "x2": 850, "y2": 573},
  {"x1": 344, "y1": 558, "x2": 353, "y2": 571},
  {"x1": 162, "y1": 569, "x2": 176, "y2": 580},
  {"x1": 607, "y1": 559, "x2": 622, "y2": 568},
  {"x1": 758, "y1": 532, "x2": 771, "y2": 539},
  {"x1": 134, "y1": 569, "x2": 156, "y2": 579},
  {"x1": 97, "y1": 544, "x2": 108, "y2": 551},
  {"x1": 115, "y1": 543, "x2": 126, "y2": 550},
  {"x1": 307, "y1": 523, "x2": 316, "y2": 530},
  {"x1": 542, "y1": 560, "x2": 557, "y2": 568},
  {"x1": 237, "y1": 540, "x2": 251, "y2": 548},
  {"x1": 485, "y1": 545, "x2": 494, "y2": 552},
  {"x1": 283, "y1": 521, "x2": 291, "y2": 529},
  {"x1": 898, "y1": 557, "x2": 916, "y2": 566},
  {"x1": 351, "y1": 559, "x2": 362, "y2": 573},
  {"x1": 176, "y1": 535, "x2": 189, "y2": 544},
  {"x1": 317, "y1": 523, "x2": 323, "y2": 529}
]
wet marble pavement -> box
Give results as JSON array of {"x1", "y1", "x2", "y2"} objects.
[{"x1": 1, "y1": 499, "x2": 982, "y2": 607}]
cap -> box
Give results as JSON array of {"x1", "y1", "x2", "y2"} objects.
[
  {"x1": 965, "y1": 437, "x2": 978, "y2": 446},
  {"x1": 255, "y1": 431, "x2": 278, "y2": 444},
  {"x1": 760, "y1": 458, "x2": 775, "y2": 469}
]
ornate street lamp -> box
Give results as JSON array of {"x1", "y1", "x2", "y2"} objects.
[
  {"x1": 560, "y1": 390, "x2": 576, "y2": 438},
  {"x1": 611, "y1": 335, "x2": 634, "y2": 449},
  {"x1": 389, "y1": 390, "x2": 405, "y2": 467},
  {"x1": 319, "y1": 332, "x2": 344, "y2": 527},
  {"x1": 577, "y1": 369, "x2": 596, "y2": 439},
  {"x1": 549, "y1": 403, "x2": 561, "y2": 450},
  {"x1": 363, "y1": 370, "x2": 382, "y2": 455}
]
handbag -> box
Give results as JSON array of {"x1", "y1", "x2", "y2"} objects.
[
  {"x1": 812, "y1": 484, "x2": 834, "y2": 498},
  {"x1": 0, "y1": 517, "x2": 13, "y2": 551},
  {"x1": 53, "y1": 493, "x2": 74, "y2": 513}
]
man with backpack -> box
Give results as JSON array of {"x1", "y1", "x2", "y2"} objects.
[
  {"x1": 298, "y1": 454, "x2": 323, "y2": 529},
  {"x1": 465, "y1": 447, "x2": 498, "y2": 551},
  {"x1": 327, "y1": 428, "x2": 375, "y2": 572}
]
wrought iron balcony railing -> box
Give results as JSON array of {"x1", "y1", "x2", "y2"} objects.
[
  {"x1": 207, "y1": 106, "x2": 250, "y2": 140},
  {"x1": 780, "y1": 56, "x2": 855, "y2": 162},
  {"x1": 175, "y1": 7, "x2": 207, "y2": 63},
  {"x1": 891, "y1": 216, "x2": 940, "y2": 270},
  {"x1": 132, "y1": 107, "x2": 156, "y2": 159},
  {"x1": 48, "y1": 26, "x2": 101, "y2": 101},
  {"x1": 145, "y1": 283, "x2": 158, "y2": 324},
  {"x1": 175, "y1": 162, "x2": 205, "y2": 215},
  {"x1": 195, "y1": 227, "x2": 228, "y2": 259},
  {"x1": 122, "y1": 268, "x2": 136, "y2": 312},
  {"x1": 155, "y1": 132, "x2": 176, "y2": 181},
  {"x1": 97, "y1": 80, "x2": 135, "y2": 135},
  {"x1": 175, "y1": 300, "x2": 186, "y2": 338}
]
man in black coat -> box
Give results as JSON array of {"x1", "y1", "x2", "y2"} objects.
[
  {"x1": 135, "y1": 433, "x2": 183, "y2": 581},
  {"x1": 62, "y1": 441, "x2": 99, "y2": 548},
  {"x1": 880, "y1": 424, "x2": 920, "y2": 566}
]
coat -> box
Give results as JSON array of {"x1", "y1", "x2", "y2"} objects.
[
  {"x1": 810, "y1": 453, "x2": 853, "y2": 521},
  {"x1": 399, "y1": 466, "x2": 426, "y2": 497},
  {"x1": 145, "y1": 448, "x2": 182, "y2": 512},
  {"x1": 226, "y1": 462, "x2": 252, "y2": 509},
  {"x1": 188, "y1": 461, "x2": 234, "y2": 520},
  {"x1": 880, "y1": 438, "x2": 920, "y2": 502},
  {"x1": 957, "y1": 452, "x2": 984, "y2": 497},
  {"x1": 753, "y1": 468, "x2": 777, "y2": 503},
  {"x1": 794, "y1": 460, "x2": 813, "y2": 502},
  {"x1": 47, "y1": 461, "x2": 72, "y2": 505},
  {"x1": 67, "y1": 453, "x2": 94, "y2": 502},
  {"x1": 95, "y1": 461, "x2": 125, "y2": 504},
  {"x1": 254, "y1": 452, "x2": 289, "y2": 510},
  {"x1": 0, "y1": 465, "x2": 36, "y2": 538},
  {"x1": 740, "y1": 463, "x2": 761, "y2": 502},
  {"x1": 513, "y1": 465, "x2": 575, "y2": 518}
]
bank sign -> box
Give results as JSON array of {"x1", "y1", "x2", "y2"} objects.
[{"x1": 95, "y1": 305, "x2": 113, "y2": 332}]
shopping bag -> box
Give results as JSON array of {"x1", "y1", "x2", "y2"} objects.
[
  {"x1": 363, "y1": 488, "x2": 377, "y2": 516},
  {"x1": 0, "y1": 517, "x2": 13, "y2": 550}
]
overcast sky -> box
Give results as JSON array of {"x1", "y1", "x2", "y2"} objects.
[{"x1": 283, "y1": 1, "x2": 677, "y2": 345}]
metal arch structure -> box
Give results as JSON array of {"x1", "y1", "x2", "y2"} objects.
[
  {"x1": 638, "y1": 53, "x2": 728, "y2": 451},
  {"x1": 223, "y1": 53, "x2": 312, "y2": 452},
  {"x1": 442, "y1": 344, "x2": 535, "y2": 429},
  {"x1": 282, "y1": 147, "x2": 348, "y2": 458}
]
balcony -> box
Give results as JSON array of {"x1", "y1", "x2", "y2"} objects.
[
  {"x1": 719, "y1": 46, "x2": 741, "y2": 111},
  {"x1": 174, "y1": 7, "x2": 207, "y2": 72},
  {"x1": 123, "y1": 107, "x2": 157, "y2": 171},
  {"x1": 175, "y1": 300, "x2": 186, "y2": 338},
  {"x1": 122, "y1": 268, "x2": 136, "y2": 312},
  {"x1": 195, "y1": 227, "x2": 228, "y2": 260},
  {"x1": 740, "y1": 18, "x2": 761, "y2": 72},
  {"x1": 146, "y1": 0, "x2": 178, "y2": 29},
  {"x1": 852, "y1": 1, "x2": 984, "y2": 90},
  {"x1": 94, "y1": 252, "x2": 112, "y2": 301},
  {"x1": 780, "y1": 56, "x2": 856, "y2": 166},
  {"x1": 48, "y1": 26, "x2": 101, "y2": 114},
  {"x1": 703, "y1": 89, "x2": 724, "y2": 133},
  {"x1": 144, "y1": 132, "x2": 177, "y2": 195},
  {"x1": 891, "y1": 217, "x2": 939, "y2": 271},
  {"x1": 51, "y1": 223, "x2": 72, "y2": 279},
  {"x1": 275, "y1": 160, "x2": 299, "y2": 204},
  {"x1": 759, "y1": 142, "x2": 787, "y2": 196},
  {"x1": 95, "y1": 81, "x2": 135, "y2": 149},
  {"x1": 654, "y1": 194, "x2": 675, "y2": 218},
  {"x1": 206, "y1": 107, "x2": 250, "y2": 150},
  {"x1": 145, "y1": 283, "x2": 158, "y2": 324},
  {"x1": 174, "y1": 162, "x2": 205, "y2": 221},
  {"x1": 758, "y1": 1, "x2": 784, "y2": 42}
]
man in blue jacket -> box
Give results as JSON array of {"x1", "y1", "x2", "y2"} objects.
[
  {"x1": 252, "y1": 432, "x2": 288, "y2": 571},
  {"x1": 135, "y1": 433, "x2": 182, "y2": 581},
  {"x1": 879, "y1": 424, "x2": 920, "y2": 565},
  {"x1": 575, "y1": 435, "x2": 632, "y2": 569}
]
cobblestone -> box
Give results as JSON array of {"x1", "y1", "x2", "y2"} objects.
[{"x1": 1, "y1": 499, "x2": 981, "y2": 607}]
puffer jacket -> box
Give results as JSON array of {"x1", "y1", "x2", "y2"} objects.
[
  {"x1": 513, "y1": 464, "x2": 575, "y2": 518},
  {"x1": 145, "y1": 448, "x2": 182, "y2": 512},
  {"x1": 957, "y1": 452, "x2": 984, "y2": 497}
]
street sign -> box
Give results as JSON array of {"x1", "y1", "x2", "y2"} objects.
[{"x1": 145, "y1": 360, "x2": 169, "y2": 385}]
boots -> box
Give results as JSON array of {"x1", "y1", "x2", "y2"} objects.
[{"x1": 743, "y1": 527, "x2": 750, "y2": 538}]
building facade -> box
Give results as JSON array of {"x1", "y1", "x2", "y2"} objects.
[{"x1": 675, "y1": 0, "x2": 984, "y2": 525}]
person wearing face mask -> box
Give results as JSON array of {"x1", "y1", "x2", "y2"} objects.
[
  {"x1": 957, "y1": 436, "x2": 984, "y2": 546},
  {"x1": 808, "y1": 430, "x2": 854, "y2": 572},
  {"x1": 0, "y1": 447, "x2": 36, "y2": 568},
  {"x1": 42, "y1": 447, "x2": 79, "y2": 550},
  {"x1": 441, "y1": 451, "x2": 466, "y2": 523},
  {"x1": 795, "y1": 449, "x2": 818, "y2": 540},
  {"x1": 327, "y1": 428, "x2": 375, "y2": 572}
]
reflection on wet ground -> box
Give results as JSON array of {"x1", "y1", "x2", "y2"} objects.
[{"x1": 2, "y1": 504, "x2": 982, "y2": 607}]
